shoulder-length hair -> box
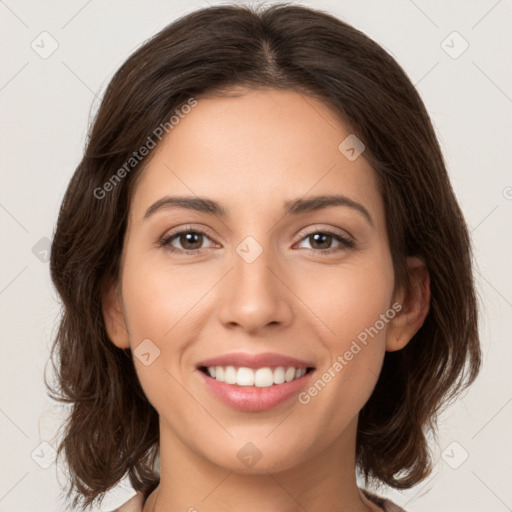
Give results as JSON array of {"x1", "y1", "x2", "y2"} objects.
[{"x1": 47, "y1": 3, "x2": 481, "y2": 509}]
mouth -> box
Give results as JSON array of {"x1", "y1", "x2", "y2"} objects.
[
  {"x1": 198, "y1": 365, "x2": 315, "y2": 387},
  {"x1": 195, "y1": 362, "x2": 316, "y2": 412},
  {"x1": 194, "y1": 352, "x2": 316, "y2": 411}
]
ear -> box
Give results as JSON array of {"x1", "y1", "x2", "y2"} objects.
[
  {"x1": 385, "y1": 256, "x2": 430, "y2": 352},
  {"x1": 101, "y1": 280, "x2": 130, "y2": 349}
]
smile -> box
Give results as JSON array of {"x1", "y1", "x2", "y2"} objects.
[
  {"x1": 199, "y1": 365, "x2": 313, "y2": 387},
  {"x1": 196, "y1": 366, "x2": 316, "y2": 412}
]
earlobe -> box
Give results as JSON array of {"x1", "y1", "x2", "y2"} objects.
[
  {"x1": 101, "y1": 280, "x2": 131, "y2": 349},
  {"x1": 386, "y1": 256, "x2": 430, "y2": 352}
]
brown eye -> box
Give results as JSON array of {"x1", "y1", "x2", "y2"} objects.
[
  {"x1": 308, "y1": 232, "x2": 333, "y2": 250},
  {"x1": 175, "y1": 231, "x2": 204, "y2": 250},
  {"x1": 297, "y1": 230, "x2": 355, "y2": 254},
  {"x1": 160, "y1": 229, "x2": 215, "y2": 254}
]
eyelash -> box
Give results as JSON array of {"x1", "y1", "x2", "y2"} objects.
[{"x1": 158, "y1": 225, "x2": 355, "y2": 256}]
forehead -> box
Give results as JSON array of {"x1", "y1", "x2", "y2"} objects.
[{"x1": 129, "y1": 88, "x2": 383, "y2": 226}]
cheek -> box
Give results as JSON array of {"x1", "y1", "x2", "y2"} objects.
[
  {"x1": 291, "y1": 253, "x2": 395, "y2": 407},
  {"x1": 119, "y1": 256, "x2": 202, "y2": 410},
  {"x1": 121, "y1": 247, "x2": 208, "y2": 342},
  {"x1": 293, "y1": 269, "x2": 393, "y2": 437},
  {"x1": 294, "y1": 257, "x2": 394, "y2": 348}
]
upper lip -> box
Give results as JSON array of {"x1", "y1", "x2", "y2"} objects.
[{"x1": 196, "y1": 352, "x2": 315, "y2": 370}]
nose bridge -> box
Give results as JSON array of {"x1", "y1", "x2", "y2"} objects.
[
  {"x1": 217, "y1": 232, "x2": 293, "y2": 331},
  {"x1": 232, "y1": 233, "x2": 280, "y2": 301}
]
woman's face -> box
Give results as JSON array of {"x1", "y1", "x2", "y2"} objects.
[{"x1": 107, "y1": 88, "x2": 406, "y2": 473}]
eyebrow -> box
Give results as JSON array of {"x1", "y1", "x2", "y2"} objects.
[{"x1": 144, "y1": 194, "x2": 373, "y2": 226}]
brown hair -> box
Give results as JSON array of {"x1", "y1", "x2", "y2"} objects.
[{"x1": 47, "y1": 2, "x2": 481, "y2": 509}]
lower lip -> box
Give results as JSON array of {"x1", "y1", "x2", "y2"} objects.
[{"x1": 196, "y1": 369, "x2": 314, "y2": 412}]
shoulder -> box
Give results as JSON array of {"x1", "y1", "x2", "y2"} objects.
[
  {"x1": 112, "y1": 490, "x2": 145, "y2": 512},
  {"x1": 360, "y1": 487, "x2": 408, "y2": 512}
]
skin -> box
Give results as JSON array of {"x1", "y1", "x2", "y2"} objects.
[{"x1": 103, "y1": 88, "x2": 430, "y2": 512}]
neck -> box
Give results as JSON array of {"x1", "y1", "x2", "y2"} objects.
[{"x1": 144, "y1": 415, "x2": 381, "y2": 512}]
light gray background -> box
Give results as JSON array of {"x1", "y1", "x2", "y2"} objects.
[{"x1": 1, "y1": 0, "x2": 511, "y2": 511}]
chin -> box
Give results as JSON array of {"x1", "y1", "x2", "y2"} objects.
[{"x1": 200, "y1": 438, "x2": 315, "y2": 475}]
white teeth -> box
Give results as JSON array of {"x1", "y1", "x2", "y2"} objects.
[
  {"x1": 254, "y1": 368, "x2": 273, "y2": 387},
  {"x1": 224, "y1": 366, "x2": 237, "y2": 384},
  {"x1": 285, "y1": 367, "x2": 296, "y2": 382},
  {"x1": 206, "y1": 366, "x2": 310, "y2": 387},
  {"x1": 273, "y1": 367, "x2": 285, "y2": 384},
  {"x1": 237, "y1": 367, "x2": 254, "y2": 386}
]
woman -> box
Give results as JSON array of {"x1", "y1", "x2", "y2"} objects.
[{"x1": 47, "y1": 3, "x2": 481, "y2": 511}]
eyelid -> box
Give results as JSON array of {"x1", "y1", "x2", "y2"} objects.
[
  {"x1": 162, "y1": 223, "x2": 216, "y2": 240},
  {"x1": 296, "y1": 224, "x2": 355, "y2": 242}
]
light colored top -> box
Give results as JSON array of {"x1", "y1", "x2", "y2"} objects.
[{"x1": 113, "y1": 488, "x2": 407, "y2": 512}]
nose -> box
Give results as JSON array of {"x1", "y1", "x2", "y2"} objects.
[{"x1": 217, "y1": 241, "x2": 294, "y2": 335}]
